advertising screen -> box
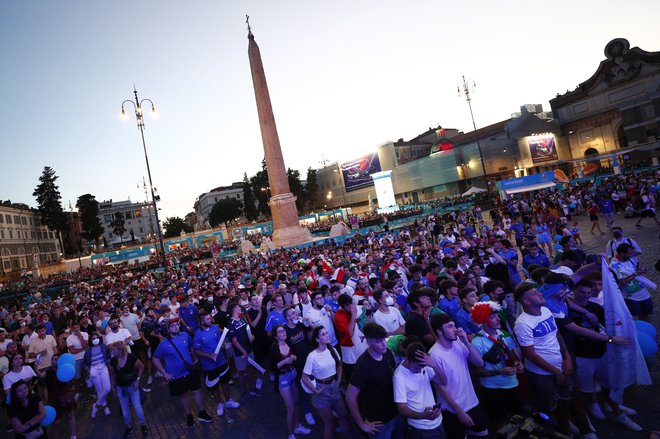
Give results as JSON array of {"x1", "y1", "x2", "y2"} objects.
[
  {"x1": 341, "y1": 152, "x2": 382, "y2": 192},
  {"x1": 528, "y1": 136, "x2": 558, "y2": 163}
]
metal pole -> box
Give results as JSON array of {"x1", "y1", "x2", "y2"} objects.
[
  {"x1": 132, "y1": 89, "x2": 167, "y2": 268},
  {"x1": 460, "y1": 75, "x2": 489, "y2": 191}
]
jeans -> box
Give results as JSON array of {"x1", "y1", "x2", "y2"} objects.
[
  {"x1": 89, "y1": 363, "x2": 111, "y2": 407},
  {"x1": 370, "y1": 416, "x2": 405, "y2": 439},
  {"x1": 117, "y1": 383, "x2": 145, "y2": 426}
]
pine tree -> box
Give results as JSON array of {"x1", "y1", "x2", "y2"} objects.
[
  {"x1": 76, "y1": 194, "x2": 104, "y2": 247},
  {"x1": 305, "y1": 167, "x2": 320, "y2": 211},
  {"x1": 111, "y1": 212, "x2": 127, "y2": 244},
  {"x1": 242, "y1": 172, "x2": 259, "y2": 221},
  {"x1": 33, "y1": 166, "x2": 67, "y2": 232}
]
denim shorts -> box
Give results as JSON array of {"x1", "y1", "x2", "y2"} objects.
[
  {"x1": 278, "y1": 369, "x2": 298, "y2": 390},
  {"x1": 311, "y1": 379, "x2": 340, "y2": 409}
]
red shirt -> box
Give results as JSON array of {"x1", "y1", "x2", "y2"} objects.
[{"x1": 333, "y1": 309, "x2": 354, "y2": 347}]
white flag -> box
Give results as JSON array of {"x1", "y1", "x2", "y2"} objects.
[{"x1": 601, "y1": 259, "x2": 651, "y2": 403}]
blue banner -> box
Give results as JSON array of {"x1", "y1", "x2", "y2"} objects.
[{"x1": 497, "y1": 171, "x2": 556, "y2": 192}]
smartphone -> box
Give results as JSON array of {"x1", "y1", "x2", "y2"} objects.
[{"x1": 432, "y1": 402, "x2": 442, "y2": 410}]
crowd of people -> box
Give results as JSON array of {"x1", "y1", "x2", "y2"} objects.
[{"x1": 0, "y1": 171, "x2": 658, "y2": 439}]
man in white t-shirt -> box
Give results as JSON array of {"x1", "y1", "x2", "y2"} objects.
[
  {"x1": 21, "y1": 325, "x2": 39, "y2": 366},
  {"x1": 65, "y1": 321, "x2": 89, "y2": 379},
  {"x1": 393, "y1": 341, "x2": 447, "y2": 437},
  {"x1": 307, "y1": 291, "x2": 338, "y2": 347},
  {"x1": 27, "y1": 325, "x2": 58, "y2": 372},
  {"x1": 514, "y1": 284, "x2": 572, "y2": 436},
  {"x1": 372, "y1": 289, "x2": 405, "y2": 336},
  {"x1": 429, "y1": 313, "x2": 489, "y2": 439},
  {"x1": 104, "y1": 317, "x2": 133, "y2": 356}
]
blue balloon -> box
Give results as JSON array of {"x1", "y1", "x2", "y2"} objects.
[
  {"x1": 42, "y1": 405, "x2": 57, "y2": 426},
  {"x1": 638, "y1": 332, "x2": 658, "y2": 357},
  {"x1": 56, "y1": 363, "x2": 76, "y2": 383},
  {"x1": 635, "y1": 320, "x2": 657, "y2": 339},
  {"x1": 57, "y1": 353, "x2": 76, "y2": 368}
]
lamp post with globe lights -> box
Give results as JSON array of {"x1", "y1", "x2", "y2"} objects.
[{"x1": 121, "y1": 88, "x2": 167, "y2": 268}]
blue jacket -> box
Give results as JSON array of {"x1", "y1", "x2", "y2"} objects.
[{"x1": 82, "y1": 343, "x2": 111, "y2": 369}]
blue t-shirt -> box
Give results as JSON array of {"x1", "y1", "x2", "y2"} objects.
[
  {"x1": 438, "y1": 296, "x2": 460, "y2": 318},
  {"x1": 264, "y1": 310, "x2": 286, "y2": 332},
  {"x1": 598, "y1": 199, "x2": 614, "y2": 214},
  {"x1": 193, "y1": 326, "x2": 226, "y2": 371},
  {"x1": 522, "y1": 253, "x2": 550, "y2": 269},
  {"x1": 499, "y1": 248, "x2": 521, "y2": 286},
  {"x1": 510, "y1": 223, "x2": 524, "y2": 239},
  {"x1": 471, "y1": 331, "x2": 519, "y2": 389},
  {"x1": 179, "y1": 305, "x2": 200, "y2": 332},
  {"x1": 153, "y1": 332, "x2": 194, "y2": 379},
  {"x1": 455, "y1": 308, "x2": 481, "y2": 334}
]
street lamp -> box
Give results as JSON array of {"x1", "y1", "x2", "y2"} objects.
[
  {"x1": 121, "y1": 88, "x2": 167, "y2": 268},
  {"x1": 457, "y1": 74, "x2": 489, "y2": 191}
]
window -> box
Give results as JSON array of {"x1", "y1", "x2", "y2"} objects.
[
  {"x1": 6, "y1": 215, "x2": 12, "y2": 224},
  {"x1": 139, "y1": 227, "x2": 144, "y2": 233},
  {"x1": 0, "y1": 215, "x2": 3, "y2": 223},
  {"x1": 31, "y1": 231, "x2": 36, "y2": 239},
  {"x1": 21, "y1": 217, "x2": 27, "y2": 225},
  {"x1": 29, "y1": 217, "x2": 32, "y2": 225},
  {"x1": 0, "y1": 230, "x2": 4, "y2": 239},
  {"x1": 104, "y1": 214, "x2": 113, "y2": 223},
  {"x1": 9, "y1": 230, "x2": 13, "y2": 239},
  {"x1": 14, "y1": 216, "x2": 20, "y2": 224}
]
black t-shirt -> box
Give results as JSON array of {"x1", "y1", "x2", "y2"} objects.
[
  {"x1": 350, "y1": 349, "x2": 398, "y2": 423},
  {"x1": 110, "y1": 354, "x2": 139, "y2": 387},
  {"x1": 569, "y1": 302, "x2": 606, "y2": 359},
  {"x1": 247, "y1": 307, "x2": 267, "y2": 338},
  {"x1": 7, "y1": 394, "x2": 42, "y2": 439},
  {"x1": 214, "y1": 310, "x2": 230, "y2": 330},
  {"x1": 485, "y1": 263, "x2": 512, "y2": 292},
  {"x1": 405, "y1": 312, "x2": 433, "y2": 349},
  {"x1": 284, "y1": 323, "x2": 311, "y2": 371}
]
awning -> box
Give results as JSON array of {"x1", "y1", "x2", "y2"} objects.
[
  {"x1": 498, "y1": 171, "x2": 559, "y2": 195},
  {"x1": 462, "y1": 186, "x2": 487, "y2": 196}
]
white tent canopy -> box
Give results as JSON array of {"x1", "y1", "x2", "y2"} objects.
[{"x1": 462, "y1": 186, "x2": 487, "y2": 196}]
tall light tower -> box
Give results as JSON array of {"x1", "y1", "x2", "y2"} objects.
[
  {"x1": 121, "y1": 88, "x2": 167, "y2": 268},
  {"x1": 457, "y1": 75, "x2": 489, "y2": 190}
]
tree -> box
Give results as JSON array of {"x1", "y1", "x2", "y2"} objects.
[
  {"x1": 242, "y1": 172, "x2": 259, "y2": 222},
  {"x1": 250, "y1": 159, "x2": 270, "y2": 217},
  {"x1": 76, "y1": 194, "x2": 104, "y2": 246},
  {"x1": 163, "y1": 216, "x2": 193, "y2": 238},
  {"x1": 33, "y1": 166, "x2": 67, "y2": 232},
  {"x1": 287, "y1": 168, "x2": 306, "y2": 212},
  {"x1": 305, "y1": 167, "x2": 320, "y2": 212},
  {"x1": 111, "y1": 212, "x2": 127, "y2": 245},
  {"x1": 209, "y1": 198, "x2": 243, "y2": 228}
]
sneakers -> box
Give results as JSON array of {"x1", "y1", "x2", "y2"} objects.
[
  {"x1": 104, "y1": 406, "x2": 111, "y2": 416},
  {"x1": 294, "y1": 425, "x2": 312, "y2": 435},
  {"x1": 619, "y1": 405, "x2": 637, "y2": 416},
  {"x1": 225, "y1": 399, "x2": 240, "y2": 409},
  {"x1": 304, "y1": 412, "x2": 316, "y2": 426},
  {"x1": 141, "y1": 426, "x2": 148, "y2": 438},
  {"x1": 255, "y1": 377, "x2": 263, "y2": 390},
  {"x1": 216, "y1": 403, "x2": 224, "y2": 417},
  {"x1": 186, "y1": 414, "x2": 194, "y2": 428},
  {"x1": 91, "y1": 404, "x2": 99, "y2": 419},
  {"x1": 198, "y1": 411, "x2": 213, "y2": 423},
  {"x1": 613, "y1": 413, "x2": 642, "y2": 431},
  {"x1": 124, "y1": 427, "x2": 133, "y2": 438},
  {"x1": 147, "y1": 376, "x2": 153, "y2": 385},
  {"x1": 141, "y1": 387, "x2": 151, "y2": 393},
  {"x1": 589, "y1": 402, "x2": 606, "y2": 421}
]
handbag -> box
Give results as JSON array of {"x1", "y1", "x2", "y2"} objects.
[{"x1": 167, "y1": 336, "x2": 199, "y2": 372}]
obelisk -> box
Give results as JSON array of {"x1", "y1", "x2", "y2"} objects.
[{"x1": 246, "y1": 19, "x2": 313, "y2": 248}]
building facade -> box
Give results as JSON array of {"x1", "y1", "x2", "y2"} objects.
[
  {"x1": 98, "y1": 199, "x2": 158, "y2": 248},
  {"x1": 0, "y1": 202, "x2": 62, "y2": 275},
  {"x1": 193, "y1": 182, "x2": 244, "y2": 227},
  {"x1": 550, "y1": 38, "x2": 660, "y2": 170}
]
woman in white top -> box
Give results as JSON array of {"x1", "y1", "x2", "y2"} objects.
[
  {"x1": 302, "y1": 327, "x2": 353, "y2": 439},
  {"x1": 2, "y1": 354, "x2": 37, "y2": 394}
]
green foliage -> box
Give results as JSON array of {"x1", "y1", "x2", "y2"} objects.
[
  {"x1": 111, "y1": 211, "x2": 127, "y2": 243},
  {"x1": 163, "y1": 216, "x2": 193, "y2": 238},
  {"x1": 76, "y1": 194, "x2": 104, "y2": 243},
  {"x1": 305, "y1": 167, "x2": 320, "y2": 211},
  {"x1": 242, "y1": 172, "x2": 259, "y2": 222},
  {"x1": 209, "y1": 198, "x2": 243, "y2": 228},
  {"x1": 32, "y1": 166, "x2": 67, "y2": 231},
  {"x1": 287, "y1": 168, "x2": 305, "y2": 212},
  {"x1": 250, "y1": 159, "x2": 270, "y2": 217}
]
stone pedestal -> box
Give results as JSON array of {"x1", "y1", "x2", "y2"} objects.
[
  {"x1": 269, "y1": 193, "x2": 313, "y2": 247},
  {"x1": 237, "y1": 239, "x2": 256, "y2": 256},
  {"x1": 259, "y1": 236, "x2": 276, "y2": 252},
  {"x1": 329, "y1": 222, "x2": 350, "y2": 238}
]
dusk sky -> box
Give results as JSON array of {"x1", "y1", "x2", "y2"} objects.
[{"x1": 1, "y1": 1, "x2": 659, "y2": 220}]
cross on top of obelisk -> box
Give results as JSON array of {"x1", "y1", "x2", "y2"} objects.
[{"x1": 246, "y1": 14, "x2": 253, "y2": 39}]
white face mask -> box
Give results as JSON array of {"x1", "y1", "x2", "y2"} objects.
[
  {"x1": 385, "y1": 296, "x2": 395, "y2": 306},
  {"x1": 92, "y1": 338, "x2": 100, "y2": 346},
  {"x1": 207, "y1": 297, "x2": 213, "y2": 302}
]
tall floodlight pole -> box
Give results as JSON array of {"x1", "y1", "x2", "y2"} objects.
[
  {"x1": 457, "y1": 75, "x2": 489, "y2": 191},
  {"x1": 121, "y1": 88, "x2": 167, "y2": 268}
]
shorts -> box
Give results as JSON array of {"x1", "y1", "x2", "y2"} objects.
[
  {"x1": 525, "y1": 371, "x2": 573, "y2": 412},
  {"x1": 589, "y1": 215, "x2": 599, "y2": 221},
  {"x1": 624, "y1": 297, "x2": 653, "y2": 317},
  {"x1": 408, "y1": 424, "x2": 447, "y2": 439},
  {"x1": 442, "y1": 405, "x2": 489, "y2": 438},
  {"x1": 311, "y1": 379, "x2": 341, "y2": 409},
  {"x1": 168, "y1": 368, "x2": 202, "y2": 397},
  {"x1": 204, "y1": 363, "x2": 231, "y2": 390},
  {"x1": 640, "y1": 209, "x2": 656, "y2": 218},
  {"x1": 278, "y1": 369, "x2": 298, "y2": 390},
  {"x1": 575, "y1": 356, "x2": 609, "y2": 393},
  {"x1": 234, "y1": 352, "x2": 254, "y2": 372}
]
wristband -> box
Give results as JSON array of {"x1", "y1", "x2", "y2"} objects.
[{"x1": 607, "y1": 336, "x2": 613, "y2": 343}]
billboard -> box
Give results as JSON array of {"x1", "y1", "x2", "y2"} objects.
[
  {"x1": 341, "y1": 152, "x2": 381, "y2": 192},
  {"x1": 528, "y1": 135, "x2": 558, "y2": 163}
]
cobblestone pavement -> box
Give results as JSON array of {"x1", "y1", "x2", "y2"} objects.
[{"x1": 4, "y1": 213, "x2": 659, "y2": 439}]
